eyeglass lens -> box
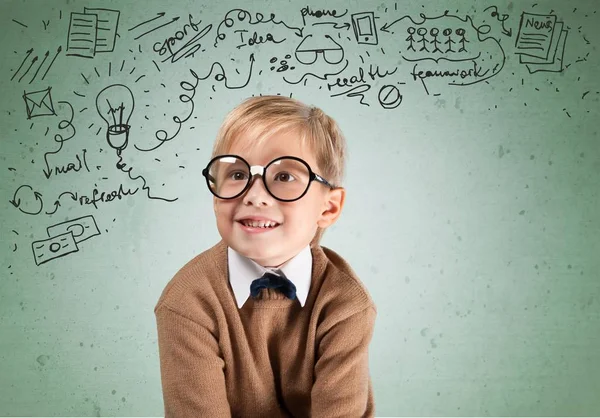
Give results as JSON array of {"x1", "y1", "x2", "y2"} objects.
[{"x1": 207, "y1": 156, "x2": 310, "y2": 200}]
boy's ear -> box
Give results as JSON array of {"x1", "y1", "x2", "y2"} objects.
[{"x1": 317, "y1": 187, "x2": 346, "y2": 228}]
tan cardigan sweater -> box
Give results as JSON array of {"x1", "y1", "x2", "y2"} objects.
[{"x1": 154, "y1": 239, "x2": 377, "y2": 417}]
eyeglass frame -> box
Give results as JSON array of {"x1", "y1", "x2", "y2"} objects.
[{"x1": 201, "y1": 154, "x2": 337, "y2": 202}]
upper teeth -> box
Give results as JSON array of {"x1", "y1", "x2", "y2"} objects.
[{"x1": 241, "y1": 220, "x2": 278, "y2": 228}]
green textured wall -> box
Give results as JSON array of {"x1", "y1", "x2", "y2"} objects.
[{"x1": 1, "y1": 0, "x2": 599, "y2": 416}]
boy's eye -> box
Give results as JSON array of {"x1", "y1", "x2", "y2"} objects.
[
  {"x1": 274, "y1": 172, "x2": 295, "y2": 182},
  {"x1": 229, "y1": 171, "x2": 248, "y2": 181}
]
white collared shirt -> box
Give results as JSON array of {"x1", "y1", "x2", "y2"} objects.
[{"x1": 228, "y1": 245, "x2": 312, "y2": 308}]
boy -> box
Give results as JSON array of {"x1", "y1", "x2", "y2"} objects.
[{"x1": 154, "y1": 95, "x2": 377, "y2": 417}]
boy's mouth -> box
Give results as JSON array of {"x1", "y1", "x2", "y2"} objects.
[{"x1": 236, "y1": 219, "x2": 281, "y2": 229}]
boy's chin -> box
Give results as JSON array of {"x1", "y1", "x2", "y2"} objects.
[{"x1": 233, "y1": 244, "x2": 283, "y2": 267}]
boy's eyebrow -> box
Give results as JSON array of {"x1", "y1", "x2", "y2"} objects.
[{"x1": 240, "y1": 154, "x2": 296, "y2": 164}]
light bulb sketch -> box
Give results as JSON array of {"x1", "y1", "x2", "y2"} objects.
[{"x1": 95, "y1": 84, "x2": 135, "y2": 156}]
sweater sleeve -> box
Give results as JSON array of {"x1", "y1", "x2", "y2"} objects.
[
  {"x1": 311, "y1": 306, "x2": 377, "y2": 418},
  {"x1": 155, "y1": 303, "x2": 232, "y2": 418}
]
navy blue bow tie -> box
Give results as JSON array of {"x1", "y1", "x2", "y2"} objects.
[{"x1": 250, "y1": 272, "x2": 297, "y2": 300}]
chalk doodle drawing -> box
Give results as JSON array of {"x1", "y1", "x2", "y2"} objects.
[
  {"x1": 10, "y1": 47, "x2": 62, "y2": 84},
  {"x1": 514, "y1": 12, "x2": 568, "y2": 73},
  {"x1": 23, "y1": 87, "x2": 57, "y2": 119},
  {"x1": 31, "y1": 215, "x2": 101, "y2": 265},
  {"x1": 351, "y1": 12, "x2": 378, "y2": 45},
  {"x1": 95, "y1": 84, "x2": 135, "y2": 156},
  {"x1": 4, "y1": 3, "x2": 592, "y2": 266},
  {"x1": 66, "y1": 8, "x2": 120, "y2": 58}
]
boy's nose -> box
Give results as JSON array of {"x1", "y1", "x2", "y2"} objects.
[{"x1": 243, "y1": 174, "x2": 272, "y2": 202}]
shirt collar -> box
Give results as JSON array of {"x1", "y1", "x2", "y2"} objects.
[{"x1": 228, "y1": 245, "x2": 312, "y2": 308}]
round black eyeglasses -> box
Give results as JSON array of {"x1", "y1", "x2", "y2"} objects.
[{"x1": 201, "y1": 154, "x2": 337, "y2": 202}]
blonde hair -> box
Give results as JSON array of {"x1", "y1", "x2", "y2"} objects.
[{"x1": 210, "y1": 95, "x2": 347, "y2": 246}]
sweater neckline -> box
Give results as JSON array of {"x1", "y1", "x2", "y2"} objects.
[{"x1": 214, "y1": 239, "x2": 328, "y2": 308}]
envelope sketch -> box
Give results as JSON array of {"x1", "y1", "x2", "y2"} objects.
[{"x1": 23, "y1": 87, "x2": 56, "y2": 119}]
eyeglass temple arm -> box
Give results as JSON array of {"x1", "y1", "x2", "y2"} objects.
[
  {"x1": 202, "y1": 168, "x2": 217, "y2": 185},
  {"x1": 314, "y1": 173, "x2": 336, "y2": 189}
]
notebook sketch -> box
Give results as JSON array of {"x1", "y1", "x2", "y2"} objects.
[
  {"x1": 66, "y1": 8, "x2": 120, "y2": 58},
  {"x1": 514, "y1": 12, "x2": 557, "y2": 60},
  {"x1": 514, "y1": 12, "x2": 568, "y2": 73}
]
